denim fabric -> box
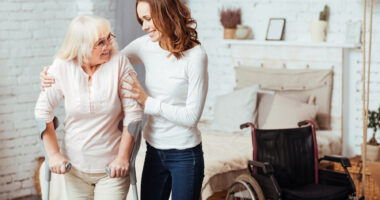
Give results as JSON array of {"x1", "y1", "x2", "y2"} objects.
[{"x1": 141, "y1": 142, "x2": 204, "y2": 200}]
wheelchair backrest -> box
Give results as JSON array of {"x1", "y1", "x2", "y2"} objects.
[{"x1": 254, "y1": 126, "x2": 317, "y2": 189}]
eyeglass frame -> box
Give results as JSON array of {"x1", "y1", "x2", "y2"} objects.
[{"x1": 94, "y1": 33, "x2": 116, "y2": 49}]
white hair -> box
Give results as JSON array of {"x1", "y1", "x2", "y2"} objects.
[{"x1": 56, "y1": 15, "x2": 117, "y2": 66}]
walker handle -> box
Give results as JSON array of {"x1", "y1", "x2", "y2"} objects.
[
  {"x1": 106, "y1": 166, "x2": 111, "y2": 177},
  {"x1": 65, "y1": 162, "x2": 72, "y2": 172}
]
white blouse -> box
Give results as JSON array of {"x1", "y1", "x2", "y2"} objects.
[{"x1": 35, "y1": 53, "x2": 142, "y2": 173}]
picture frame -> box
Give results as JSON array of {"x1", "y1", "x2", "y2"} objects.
[
  {"x1": 345, "y1": 20, "x2": 362, "y2": 44},
  {"x1": 265, "y1": 18, "x2": 286, "y2": 41}
]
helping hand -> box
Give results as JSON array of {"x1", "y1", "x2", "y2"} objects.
[
  {"x1": 40, "y1": 66, "x2": 55, "y2": 91},
  {"x1": 121, "y1": 72, "x2": 148, "y2": 106}
]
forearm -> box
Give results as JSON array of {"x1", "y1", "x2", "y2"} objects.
[
  {"x1": 42, "y1": 121, "x2": 60, "y2": 158},
  {"x1": 116, "y1": 126, "x2": 135, "y2": 160},
  {"x1": 144, "y1": 93, "x2": 207, "y2": 127}
]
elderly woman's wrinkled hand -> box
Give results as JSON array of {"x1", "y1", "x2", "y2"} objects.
[
  {"x1": 108, "y1": 157, "x2": 130, "y2": 178},
  {"x1": 40, "y1": 66, "x2": 55, "y2": 91},
  {"x1": 49, "y1": 152, "x2": 69, "y2": 174},
  {"x1": 121, "y1": 72, "x2": 148, "y2": 106}
]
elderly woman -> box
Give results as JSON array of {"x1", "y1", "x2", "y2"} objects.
[
  {"x1": 34, "y1": 15, "x2": 142, "y2": 199},
  {"x1": 40, "y1": 1, "x2": 208, "y2": 199}
]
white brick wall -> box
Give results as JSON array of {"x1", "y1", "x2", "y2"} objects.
[
  {"x1": 188, "y1": 0, "x2": 380, "y2": 156},
  {"x1": 0, "y1": 0, "x2": 115, "y2": 199}
]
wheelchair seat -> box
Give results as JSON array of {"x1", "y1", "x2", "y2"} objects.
[{"x1": 282, "y1": 183, "x2": 349, "y2": 200}]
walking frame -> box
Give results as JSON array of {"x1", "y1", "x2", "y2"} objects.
[{"x1": 36, "y1": 117, "x2": 143, "y2": 200}]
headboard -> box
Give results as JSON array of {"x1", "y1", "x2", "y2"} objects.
[{"x1": 235, "y1": 66, "x2": 334, "y2": 130}]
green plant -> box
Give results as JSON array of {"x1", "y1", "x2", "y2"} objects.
[
  {"x1": 368, "y1": 107, "x2": 380, "y2": 145},
  {"x1": 220, "y1": 8, "x2": 241, "y2": 29},
  {"x1": 319, "y1": 5, "x2": 329, "y2": 21}
]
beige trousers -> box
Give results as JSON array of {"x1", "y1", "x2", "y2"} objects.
[{"x1": 64, "y1": 167, "x2": 129, "y2": 200}]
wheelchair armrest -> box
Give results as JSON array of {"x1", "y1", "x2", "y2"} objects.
[
  {"x1": 248, "y1": 160, "x2": 281, "y2": 199},
  {"x1": 319, "y1": 155, "x2": 351, "y2": 168},
  {"x1": 248, "y1": 160, "x2": 274, "y2": 175}
]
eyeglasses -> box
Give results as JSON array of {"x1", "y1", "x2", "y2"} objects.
[{"x1": 94, "y1": 33, "x2": 116, "y2": 49}]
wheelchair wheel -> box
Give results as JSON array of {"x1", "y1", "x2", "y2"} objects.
[{"x1": 226, "y1": 174, "x2": 265, "y2": 200}]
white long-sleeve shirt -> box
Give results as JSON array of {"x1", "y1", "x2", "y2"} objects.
[
  {"x1": 121, "y1": 35, "x2": 208, "y2": 149},
  {"x1": 35, "y1": 53, "x2": 142, "y2": 173}
]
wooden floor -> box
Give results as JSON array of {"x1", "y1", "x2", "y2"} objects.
[
  {"x1": 14, "y1": 191, "x2": 227, "y2": 200},
  {"x1": 16, "y1": 192, "x2": 226, "y2": 200},
  {"x1": 13, "y1": 195, "x2": 40, "y2": 200}
]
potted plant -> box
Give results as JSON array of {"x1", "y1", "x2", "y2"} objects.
[
  {"x1": 310, "y1": 5, "x2": 329, "y2": 42},
  {"x1": 366, "y1": 107, "x2": 380, "y2": 161},
  {"x1": 220, "y1": 8, "x2": 241, "y2": 39}
]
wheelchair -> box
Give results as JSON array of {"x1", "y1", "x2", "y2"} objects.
[{"x1": 226, "y1": 120, "x2": 358, "y2": 200}]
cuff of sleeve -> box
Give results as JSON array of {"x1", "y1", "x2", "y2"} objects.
[
  {"x1": 123, "y1": 112, "x2": 143, "y2": 131},
  {"x1": 144, "y1": 96, "x2": 160, "y2": 115},
  {"x1": 36, "y1": 116, "x2": 60, "y2": 139}
]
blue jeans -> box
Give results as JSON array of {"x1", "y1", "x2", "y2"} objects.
[{"x1": 141, "y1": 142, "x2": 204, "y2": 200}]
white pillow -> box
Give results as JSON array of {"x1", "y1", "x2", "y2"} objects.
[
  {"x1": 211, "y1": 85, "x2": 259, "y2": 132},
  {"x1": 262, "y1": 94, "x2": 318, "y2": 129}
]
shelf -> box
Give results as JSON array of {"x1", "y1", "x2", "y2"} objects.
[{"x1": 224, "y1": 40, "x2": 361, "y2": 49}]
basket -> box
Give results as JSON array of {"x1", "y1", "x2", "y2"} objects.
[{"x1": 333, "y1": 156, "x2": 380, "y2": 200}]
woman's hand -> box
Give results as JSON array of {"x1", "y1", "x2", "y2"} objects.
[
  {"x1": 48, "y1": 152, "x2": 69, "y2": 174},
  {"x1": 121, "y1": 72, "x2": 148, "y2": 106},
  {"x1": 40, "y1": 66, "x2": 55, "y2": 91},
  {"x1": 107, "y1": 157, "x2": 130, "y2": 178}
]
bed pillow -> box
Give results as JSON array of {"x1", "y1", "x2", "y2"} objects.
[
  {"x1": 235, "y1": 66, "x2": 333, "y2": 129},
  {"x1": 211, "y1": 85, "x2": 259, "y2": 132},
  {"x1": 256, "y1": 92, "x2": 275, "y2": 128},
  {"x1": 262, "y1": 94, "x2": 318, "y2": 129},
  {"x1": 256, "y1": 92, "x2": 312, "y2": 128}
]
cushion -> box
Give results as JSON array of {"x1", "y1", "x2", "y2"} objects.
[
  {"x1": 262, "y1": 94, "x2": 318, "y2": 129},
  {"x1": 235, "y1": 66, "x2": 333, "y2": 129},
  {"x1": 256, "y1": 92, "x2": 312, "y2": 128},
  {"x1": 211, "y1": 85, "x2": 259, "y2": 132},
  {"x1": 256, "y1": 92, "x2": 275, "y2": 128}
]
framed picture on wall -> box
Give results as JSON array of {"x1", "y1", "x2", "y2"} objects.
[
  {"x1": 345, "y1": 20, "x2": 362, "y2": 44},
  {"x1": 266, "y1": 18, "x2": 286, "y2": 41}
]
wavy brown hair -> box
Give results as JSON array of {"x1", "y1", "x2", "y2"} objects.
[{"x1": 136, "y1": 0, "x2": 200, "y2": 59}]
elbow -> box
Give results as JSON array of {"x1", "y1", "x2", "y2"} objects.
[
  {"x1": 34, "y1": 109, "x2": 43, "y2": 121},
  {"x1": 34, "y1": 109, "x2": 48, "y2": 122}
]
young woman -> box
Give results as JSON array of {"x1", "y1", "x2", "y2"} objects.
[
  {"x1": 122, "y1": 0, "x2": 208, "y2": 199},
  {"x1": 35, "y1": 15, "x2": 142, "y2": 199},
  {"x1": 40, "y1": 0, "x2": 208, "y2": 199}
]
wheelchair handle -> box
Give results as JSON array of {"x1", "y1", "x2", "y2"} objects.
[
  {"x1": 297, "y1": 120, "x2": 309, "y2": 127},
  {"x1": 240, "y1": 122, "x2": 255, "y2": 130}
]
